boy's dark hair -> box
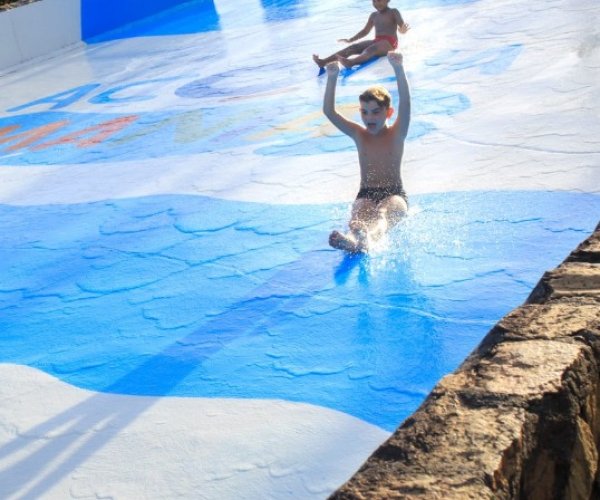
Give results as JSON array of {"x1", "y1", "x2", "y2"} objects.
[{"x1": 359, "y1": 85, "x2": 391, "y2": 109}]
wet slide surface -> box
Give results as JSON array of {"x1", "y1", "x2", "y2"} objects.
[{"x1": 1, "y1": 0, "x2": 599, "y2": 497}]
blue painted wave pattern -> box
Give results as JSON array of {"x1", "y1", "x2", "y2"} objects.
[{"x1": 2, "y1": 191, "x2": 598, "y2": 430}]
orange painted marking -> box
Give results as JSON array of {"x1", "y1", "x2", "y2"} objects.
[
  {"x1": 33, "y1": 115, "x2": 139, "y2": 150},
  {"x1": 0, "y1": 121, "x2": 69, "y2": 152},
  {"x1": 0, "y1": 125, "x2": 20, "y2": 139}
]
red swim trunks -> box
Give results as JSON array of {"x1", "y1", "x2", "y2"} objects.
[{"x1": 374, "y1": 35, "x2": 398, "y2": 50}]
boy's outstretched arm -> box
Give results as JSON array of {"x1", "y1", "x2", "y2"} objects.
[
  {"x1": 323, "y1": 62, "x2": 361, "y2": 138},
  {"x1": 338, "y1": 16, "x2": 374, "y2": 43},
  {"x1": 394, "y1": 9, "x2": 410, "y2": 34},
  {"x1": 388, "y1": 52, "x2": 411, "y2": 139}
]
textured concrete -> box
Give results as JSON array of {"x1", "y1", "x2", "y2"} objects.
[{"x1": 332, "y1": 222, "x2": 600, "y2": 499}]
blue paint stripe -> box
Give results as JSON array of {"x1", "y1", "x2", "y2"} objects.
[{"x1": 81, "y1": 0, "x2": 217, "y2": 42}]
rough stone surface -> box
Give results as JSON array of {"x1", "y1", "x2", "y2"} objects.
[
  {"x1": 0, "y1": 0, "x2": 39, "y2": 11},
  {"x1": 331, "y1": 222, "x2": 600, "y2": 499}
]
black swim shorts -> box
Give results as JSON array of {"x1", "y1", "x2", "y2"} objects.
[{"x1": 356, "y1": 185, "x2": 408, "y2": 205}]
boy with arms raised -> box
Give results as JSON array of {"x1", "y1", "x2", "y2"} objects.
[
  {"x1": 313, "y1": 0, "x2": 409, "y2": 70},
  {"x1": 323, "y1": 52, "x2": 410, "y2": 253}
]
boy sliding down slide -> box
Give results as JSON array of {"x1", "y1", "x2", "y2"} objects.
[
  {"x1": 323, "y1": 52, "x2": 411, "y2": 254},
  {"x1": 313, "y1": 0, "x2": 409, "y2": 70}
]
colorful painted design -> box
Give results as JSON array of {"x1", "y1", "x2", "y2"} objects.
[
  {"x1": 0, "y1": 89, "x2": 464, "y2": 164},
  {"x1": 0, "y1": 39, "x2": 524, "y2": 165}
]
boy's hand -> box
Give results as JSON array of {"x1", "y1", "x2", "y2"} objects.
[
  {"x1": 399, "y1": 22, "x2": 410, "y2": 34},
  {"x1": 387, "y1": 52, "x2": 403, "y2": 67},
  {"x1": 326, "y1": 61, "x2": 340, "y2": 77}
]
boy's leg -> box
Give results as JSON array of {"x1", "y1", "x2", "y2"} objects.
[
  {"x1": 328, "y1": 230, "x2": 359, "y2": 252},
  {"x1": 313, "y1": 41, "x2": 372, "y2": 67},
  {"x1": 379, "y1": 195, "x2": 408, "y2": 225},
  {"x1": 337, "y1": 40, "x2": 393, "y2": 68},
  {"x1": 329, "y1": 195, "x2": 407, "y2": 252},
  {"x1": 328, "y1": 198, "x2": 376, "y2": 253},
  {"x1": 348, "y1": 195, "x2": 407, "y2": 250},
  {"x1": 368, "y1": 195, "x2": 408, "y2": 242},
  {"x1": 348, "y1": 198, "x2": 378, "y2": 251}
]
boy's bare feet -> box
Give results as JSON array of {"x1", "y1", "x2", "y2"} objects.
[
  {"x1": 336, "y1": 55, "x2": 354, "y2": 69},
  {"x1": 312, "y1": 54, "x2": 325, "y2": 68},
  {"x1": 329, "y1": 230, "x2": 359, "y2": 253}
]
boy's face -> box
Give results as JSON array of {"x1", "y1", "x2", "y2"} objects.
[
  {"x1": 372, "y1": 0, "x2": 390, "y2": 11},
  {"x1": 360, "y1": 99, "x2": 393, "y2": 134}
]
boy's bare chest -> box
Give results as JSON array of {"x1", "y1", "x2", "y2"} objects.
[
  {"x1": 373, "y1": 11, "x2": 396, "y2": 32},
  {"x1": 357, "y1": 133, "x2": 399, "y2": 165}
]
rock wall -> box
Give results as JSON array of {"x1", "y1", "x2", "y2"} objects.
[{"x1": 331, "y1": 222, "x2": 600, "y2": 499}]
